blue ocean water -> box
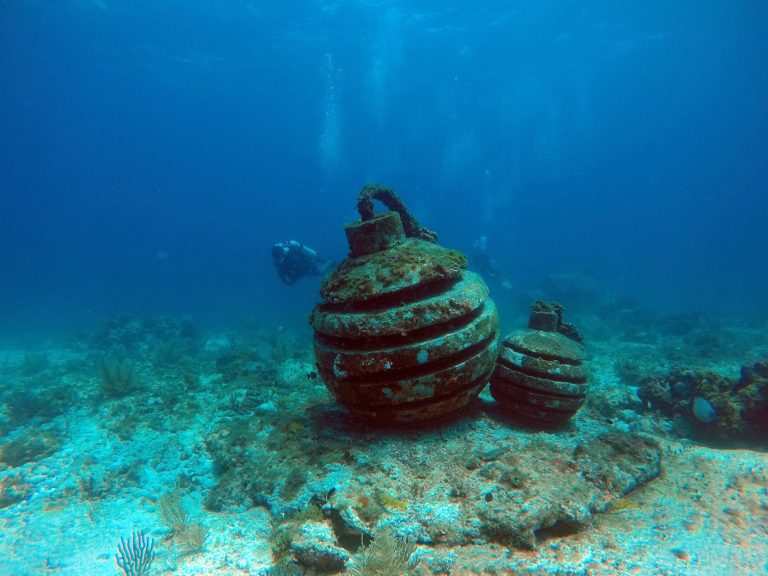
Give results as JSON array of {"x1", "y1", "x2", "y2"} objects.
[
  {"x1": 1, "y1": 1, "x2": 767, "y2": 333},
  {"x1": 2, "y1": 4, "x2": 768, "y2": 575}
]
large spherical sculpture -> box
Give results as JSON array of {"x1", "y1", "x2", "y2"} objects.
[
  {"x1": 490, "y1": 300, "x2": 588, "y2": 425},
  {"x1": 311, "y1": 185, "x2": 499, "y2": 424}
]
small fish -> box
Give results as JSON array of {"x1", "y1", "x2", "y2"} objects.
[{"x1": 692, "y1": 396, "x2": 717, "y2": 424}]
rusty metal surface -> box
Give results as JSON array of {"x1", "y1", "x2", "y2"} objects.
[
  {"x1": 491, "y1": 302, "x2": 588, "y2": 425},
  {"x1": 314, "y1": 300, "x2": 498, "y2": 379},
  {"x1": 318, "y1": 238, "x2": 466, "y2": 304},
  {"x1": 490, "y1": 378, "x2": 586, "y2": 415},
  {"x1": 311, "y1": 272, "x2": 488, "y2": 338},
  {"x1": 497, "y1": 345, "x2": 588, "y2": 384},
  {"x1": 492, "y1": 362, "x2": 588, "y2": 398},
  {"x1": 320, "y1": 337, "x2": 499, "y2": 407},
  {"x1": 312, "y1": 205, "x2": 500, "y2": 424},
  {"x1": 505, "y1": 330, "x2": 585, "y2": 363}
]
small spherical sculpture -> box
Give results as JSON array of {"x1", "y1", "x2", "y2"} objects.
[
  {"x1": 310, "y1": 186, "x2": 499, "y2": 424},
  {"x1": 490, "y1": 300, "x2": 588, "y2": 425}
]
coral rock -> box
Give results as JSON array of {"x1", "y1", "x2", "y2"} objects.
[{"x1": 290, "y1": 520, "x2": 350, "y2": 572}]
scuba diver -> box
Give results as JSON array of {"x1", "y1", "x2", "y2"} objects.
[
  {"x1": 271, "y1": 240, "x2": 334, "y2": 286},
  {"x1": 472, "y1": 235, "x2": 512, "y2": 290}
]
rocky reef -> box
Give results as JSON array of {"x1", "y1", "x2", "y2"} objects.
[
  {"x1": 638, "y1": 360, "x2": 768, "y2": 445},
  {"x1": 1, "y1": 304, "x2": 767, "y2": 575},
  {"x1": 204, "y1": 400, "x2": 662, "y2": 573}
]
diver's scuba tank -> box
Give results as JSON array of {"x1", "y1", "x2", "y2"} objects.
[{"x1": 310, "y1": 185, "x2": 500, "y2": 424}]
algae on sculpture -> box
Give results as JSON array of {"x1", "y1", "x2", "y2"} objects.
[
  {"x1": 491, "y1": 300, "x2": 589, "y2": 425},
  {"x1": 311, "y1": 185, "x2": 500, "y2": 424}
]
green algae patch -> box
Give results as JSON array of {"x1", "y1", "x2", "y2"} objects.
[
  {"x1": 0, "y1": 428, "x2": 62, "y2": 468},
  {"x1": 319, "y1": 239, "x2": 466, "y2": 304}
]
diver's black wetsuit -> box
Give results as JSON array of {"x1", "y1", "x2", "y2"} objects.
[{"x1": 271, "y1": 240, "x2": 333, "y2": 286}]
